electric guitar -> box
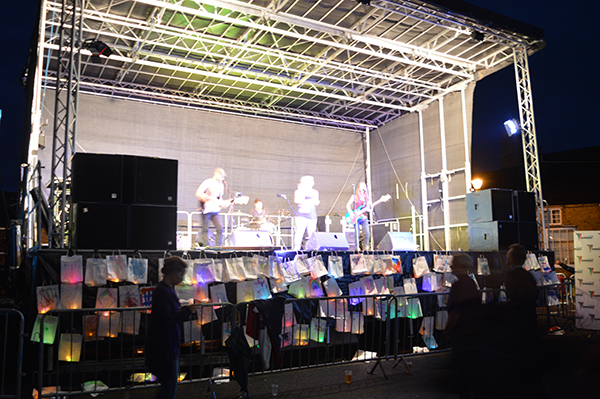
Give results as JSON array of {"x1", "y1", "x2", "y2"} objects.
[
  {"x1": 200, "y1": 194, "x2": 249, "y2": 213},
  {"x1": 344, "y1": 194, "x2": 391, "y2": 225}
]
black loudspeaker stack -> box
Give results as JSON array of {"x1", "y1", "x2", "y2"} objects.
[
  {"x1": 466, "y1": 188, "x2": 538, "y2": 251},
  {"x1": 72, "y1": 153, "x2": 177, "y2": 250}
]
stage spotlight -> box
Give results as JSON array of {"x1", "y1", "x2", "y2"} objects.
[
  {"x1": 471, "y1": 178, "x2": 483, "y2": 191},
  {"x1": 84, "y1": 40, "x2": 113, "y2": 63},
  {"x1": 355, "y1": 0, "x2": 371, "y2": 5},
  {"x1": 470, "y1": 31, "x2": 484, "y2": 42},
  {"x1": 503, "y1": 118, "x2": 520, "y2": 136}
]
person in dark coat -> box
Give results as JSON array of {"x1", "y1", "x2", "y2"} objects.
[{"x1": 145, "y1": 257, "x2": 195, "y2": 399}]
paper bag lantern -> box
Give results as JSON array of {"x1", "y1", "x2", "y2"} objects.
[
  {"x1": 36, "y1": 285, "x2": 60, "y2": 314},
  {"x1": 85, "y1": 258, "x2": 107, "y2": 287},
  {"x1": 309, "y1": 318, "x2": 327, "y2": 343},
  {"x1": 327, "y1": 255, "x2": 344, "y2": 279},
  {"x1": 127, "y1": 257, "x2": 148, "y2": 284},
  {"x1": 61, "y1": 283, "x2": 82, "y2": 310},
  {"x1": 31, "y1": 314, "x2": 59, "y2": 344},
  {"x1": 58, "y1": 333, "x2": 83, "y2": 362},
  {"x1": 193, "y1": 259, "x2": 216, "y2": 285},
  {"x1": 106, "y1": 254, "x2": 128, "y2": 283},
  {"x1": 60, "y1": 255, "x2": 83, "y2": 284}
]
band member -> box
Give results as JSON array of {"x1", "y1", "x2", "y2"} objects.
[
  {"x1": 346, "y1": 182, "x2": 372, "y2": 250},
  {"x1": 195, "y1": 167, "x2": 228, "y2": 247},
  {"x1": 294, "y1": 175, "x2": 320, "y2": 250},
  {"x1": 249, "y1": 199, "x2": 267, "y2": 228}
]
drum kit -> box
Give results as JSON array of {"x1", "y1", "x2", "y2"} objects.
[{"x1": 228, "y1": 209, "x2": 293, "y2": 248}]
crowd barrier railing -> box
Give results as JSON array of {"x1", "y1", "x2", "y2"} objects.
[
  {"x1": 1, "y1": 308, "x2": 25, "y2": 399},
  {"x1": 29, "y1": 281, "x2": 576, "y2": 398}
]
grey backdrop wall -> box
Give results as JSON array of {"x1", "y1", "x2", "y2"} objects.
[{"x1": 39, "y1": 93, "x2": 364, "y2": 220}]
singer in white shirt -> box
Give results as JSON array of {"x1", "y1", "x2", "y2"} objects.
[
  {"x1": 195, "y1": 168, "x2": 227, "y2": 246},
  {"x1": 293, "y1": 175, "x2": 319, "y2": 250}
]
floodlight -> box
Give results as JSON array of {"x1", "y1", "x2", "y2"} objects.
[
  {"x1": 471, "y1": 179, "x2": 483, "y2": 191},
  {"x1": 84, "y1": 40, "x2": 113, "y2": 63},
  {"x1": 504, "y1": 119, "x2": 520, "y2": 136},
  {"x1": 355, "y1": 0, "x2": 371, "y2": 5}
]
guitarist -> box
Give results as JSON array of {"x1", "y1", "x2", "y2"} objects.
[
  {"x1": 346, "y1": 182, "x2": 372, "y2": 250},
  {"x1": 195, "y1": 167, "x2": 229, "y2": 247}
]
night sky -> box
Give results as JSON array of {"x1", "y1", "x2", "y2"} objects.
[{"x1": 1, "y1": 0, "x2": 599, "y2": 193}]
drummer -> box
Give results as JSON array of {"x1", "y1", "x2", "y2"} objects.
[{"x1": 249, "y1": 199, "x2": 267, "y2": 229}]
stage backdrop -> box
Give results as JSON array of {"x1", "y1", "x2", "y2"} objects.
[
  {"x1": 39, "y1": 93, "x2": 364, "y2": 221},
  {"x1": 574, "y1": 230, "x2": 600, "y2": 330}
]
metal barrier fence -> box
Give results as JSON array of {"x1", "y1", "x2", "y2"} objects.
[
  {"x1": 30, "y1": 282, "x2": 576, "y2": 398},
  {"x1": 0, "y1": 308, "x2": 25, "y2": 399}
]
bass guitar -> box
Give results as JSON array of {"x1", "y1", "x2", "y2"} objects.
[{"x1": 344, "y1": 194, "x2": 391, "y2": 225}]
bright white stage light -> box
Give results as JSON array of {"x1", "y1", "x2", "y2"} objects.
[{"x1": 504, "y1": 119, "x2": 520, "y2": 136}]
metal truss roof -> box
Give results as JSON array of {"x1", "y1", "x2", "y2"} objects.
[{"x1": 40, "y1": 0, "x2": 545, "y2": 131}]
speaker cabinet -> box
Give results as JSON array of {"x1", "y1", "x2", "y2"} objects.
[
  {"x1": 519, "y1": 221, "x2": 539, "y2": 250},
  {"x1": 513, "y1": 191, "x2": 536, "y2": 222},
  {"x1": 129, "y1": 205, "x2": 176, "y2": 250},
  {"x1": 72, "y1": 153, "x2": 123, "y2": 203},
  {"x1": 73, "y1": 202, "x2": 128, "y2": 249},
  {"x1": 230, "y1": 230, "x2": 273, "y2": 247},
  {"x1": 305, "y1": 232, "x2": 349, "y2": 251},
  {"x1": 123, "y1": 156, "x2": 178, "y2": 206},
  {"x1": 376, "y1": 232, "x2": 418, "y2": 251},
  {"x1": 466, "y1": 189, "x2": 514, "y2": 223},
  {"x1": 468, "y1": 221, "x2": 519, "y2": 251}
]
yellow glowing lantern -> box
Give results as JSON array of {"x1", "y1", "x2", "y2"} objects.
[{"x1": 58, "y1": 333, "x2": 83, "y2": 362}]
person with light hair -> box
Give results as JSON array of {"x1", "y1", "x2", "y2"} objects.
[
  {"x1": 293, "y1": 175, "x2": 320, "y2": 250},
  {"x1": 195, "y1": 168, "x2": 227, "y2": 247}
]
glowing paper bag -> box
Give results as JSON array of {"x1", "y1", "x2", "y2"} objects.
[
  {"x1": 243, "y1": 256, "x2": 258, "y2": 280},
  {"x1": 539, "y1": 256, "x2": 552, "y2": 274},
  {"x1": 374, "y1": 278, "x2": 390, "y2": 295},
  {"x1": 412, "y1": 256, "x2": 430, "y2": 278},
  {"x1": 335, "y1": 312, "x2": 352, "y2": 332},
  {"x1": 212, "y1": 258, "x2": 226, "y2": 282},
  {"x1": 121, "y1": 310, "x2": 141, "y2": 335},
  {"x1": 210, "y1": 283, "x2": 229, "y2": 304},
  {"x1": 294, "y1": 254, "x2": 311, "y2": 276},
  {"x1": 194, "y1": 284, "x2": 210, "y2": 303},
  {"x1": 36, "y1": 284, "x2": 60, "y2": 314},
  {"x1": 323, "y1": 277, "x2": 342, "y2": 297},
  {"x1": 196, "y1": 306, "x2": 218, "y2": 325},
  {"x1": 371, "y1": 256, "x2": 384, "y2": 275},
  {"x1": 127, "y1": 256, "x2": 148, "y2": 284},
  {"x1": 280, "y1": 259, "x2": 300, "y2": 284},
  {"x1": 547, "y1": 289, "x2": 560, "y2": 306},
  {"x1": 292, "y1": 324, "x2": 309, "y2": 346},
  {"x1": 61, "y1": 255, "x2": 83, "y2": 284},
  {"x1": 542, "y1": 271, "x2": 561, "y2": 285},
  {"x1": 406, "y1": 297, "x2": 423, "y2": 319},
  {"x1": 403, "y1": 277, "x2": 418, "y2": 295},
  {"x1": 254, "y1": 255, "x2": 269, "y2": 277},
  {"x1": 419, "y1": 316, "x2": 435, "y2": 338},
  {"x1": 282, "y1": 303, "x2": 297, "y2": 328},
  {"x1": 308, "y1": 278, "x2": 324, "y2": 298},
  {"x1": 106, "y1": 254, "x2": 128, "y2": 283},
  {"x1": 524, "y1": 253, "x2": 540, "y2": 271},
  {"x1": 58, "y1": 333, "x2": 82, "y2": 362},
  {"x1": 119, "y1": 285, "x2": 141, "y2": 308},
  {"x1": 269, "y1": 276, "x2": 288, "y2": 294},
  {"x1": 350, "y1": 254, "x2": 367, "y2": 275},
  {"x1": 98, "y1": 312, "x2": 121, "y2": 337},
  {"x1": 175, "y1": 285, "x2": 194, "y2": 302},
  {"x1": 83, "y1": 315, "x2": 99, "y2": 341},
  {"x1": 308, "y1": 255, "x2": 328, "y2": 279},
  {"x1": 253, "y1": 277, "x2": 272, "y2": 300},
  {"x1": 96, "y1": 288, "x2": 118, "y2": 311},
  {"x1": 348, "y1": 280, "x2": 366, "y2": 305},
  {"x1": 268, "y1": 255, "x2": 281, "y2": 279},
  {"x1": 392, "y1": 286, "x2": 409, "y2": 318},
  {"x1": 84, "y1": 257, "x2": 107, "y2": 287},
  {"x1": 288, "y1": 276, "x2": 310, "y2": 298},
  {"x1": 391, "y1": 256, "x2": 403, "y2": 274},
  {"x1": 193, "y1": 259, "x2": 216, "y2": 285},
  {"x1": 31, "y1": 314, "x2": 59, "y2": 344},
  {"x1": 183, "y1": 320, "x2": 203, "y2": 343},
  {"x1": 236, "y1": 280, "x2": 255, "y2": 303},
  {"x1": 327, "y1": 255, "x2": 344, "y2": 279},
  {"x1": 477, "y1": 257, "x2": 491, "y2": 276},
  {"x1": 182, "y1": 258, "x2": 194, "y2": 285},
  {"x1": 61, "y1": 283, "x2": 82, "y2": 310},
  {"x1": 310, "y1": 318, "x2": 328, "y2": 343},
  {"x1": 351, "y1": 312, "x2": 365, "y2": 334},
  {"x1": 436, "y1": 310, "x2": 448, "y2": 330},
  {"x1": 224, "y1": 258, "x2": 246, "y2": 282},
  {"x1": 140, "y1": 286, "x2": 155, "y2": 308},
  {"x1": 363, "y1": 254, "x2": 376, "y2": 274},
  {"x1": 379, "y1": 255, "x2": 394, "y2": 275},
  {"x1": 422, "y1": 273, "x2": 442, "y2": 292}
]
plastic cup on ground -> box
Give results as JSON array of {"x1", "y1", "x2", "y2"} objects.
[
  {"x1": 345, "y1": 370, "x2": 352, "y2": 384},
  {"x1": 271, "y1": 383, "x2": 279, "y2": 396}
]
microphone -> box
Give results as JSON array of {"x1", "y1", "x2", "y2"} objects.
[{"x1": 277, "y1": 193, "x2": 287, "y2": 199}]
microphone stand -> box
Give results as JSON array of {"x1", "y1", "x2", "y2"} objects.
[
  {"x1": 352, "y1": 184, "x2": 360, "y2": 251},
  {"x1": 278, "y1": 194, "x2": 296, "y2": 250}
]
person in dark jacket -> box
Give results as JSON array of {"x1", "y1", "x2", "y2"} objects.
[{"x1": 145, "y1": 257, "x2": 195, "y2": 399}]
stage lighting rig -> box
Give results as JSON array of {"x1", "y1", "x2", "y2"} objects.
[
  {"x1": 355, "y1": 0, "x2": 371, "y2": 5},
  {"x1": 504, "y1": 119, "x2": 520, "y2": 136},
  {"x1": 83, "y1": 40, "x2": 113, "y2": 63}
]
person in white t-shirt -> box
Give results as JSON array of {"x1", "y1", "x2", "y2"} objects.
[{"x1": 195, "y1": 168, "x2": 229, "y2": 247}]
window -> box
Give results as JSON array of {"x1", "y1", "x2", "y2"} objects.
[{"x1": 549, "y1": 208, "x2": 562, "y2": 225}]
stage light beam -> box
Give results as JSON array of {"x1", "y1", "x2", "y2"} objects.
[{"x1": 504, "y1": 118, "x2": 520, "y2": 136}]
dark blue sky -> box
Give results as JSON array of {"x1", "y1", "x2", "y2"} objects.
[
  {"x1": 1, "y1": 0, "x2": 599, "y2": 192},
  {"x1": 468, "y1": 0, "x2": 600, "y2": 171}
]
